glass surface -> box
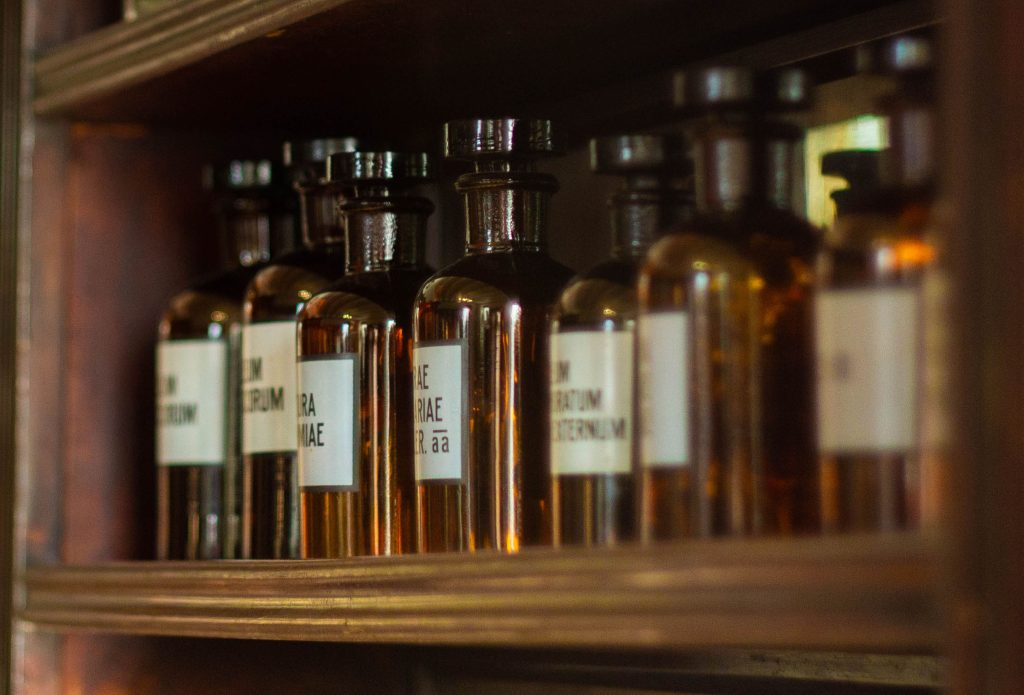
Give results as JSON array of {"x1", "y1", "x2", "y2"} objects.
[
  {"x1": 298, "y1": 266, "x2": 431, "y2": 557},
  {"x1": 415, "y1": 250, "x2": 574, "y2": 552}
]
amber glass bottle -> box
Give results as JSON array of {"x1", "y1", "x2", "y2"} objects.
[
  {"x1": 241, "y1": 137, "x2": 358, "y2": 559},
  {"x1": 297, "y1": 151, "x2": 434, "y2": 558},
  {"x1": 414, "y1": 118, "x2": 574, "y2": 553},
  {"x1": 550, "y1": 134, "x2": 691, "y2": 547},
  {"x1": 816, "y1": 36, "x2": 936, "y2": 532},
  {"x1": 748, "y1": 69, "x2": 821, "y2": 535},
  {"x1": 156, "y1": 160, "x2": 274, "y2": 560},
  {"x1": 638, "y1": 67, "x2": 762, "y2": 540}
]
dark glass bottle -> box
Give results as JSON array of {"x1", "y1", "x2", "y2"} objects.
[
  {"x1": 241, "y1": 137, "x2": 358, "y2": 559},
  {"x1": 638, "y1": 68, "x2": 762, "y2": 540},
  {"x1": 156, "y1": 160, "x2": 274, "y2": 560},
  {"x1": 748, "y1": 69, "x2": 821, "y2": 535},
  {"x1": 815, "y1": 35, "x2": 936, "y2": 532},
  {"x1": 297, "y1": 151, "x2": 434, "y2": 558},
  {"x1": 550, "y1": 134, "x2": 691, "y2": 547},
  {"x1": 414, "y1": 118, "x2": 574, "y2": 553}
]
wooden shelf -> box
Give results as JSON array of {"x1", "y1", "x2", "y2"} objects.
[
  {"x1": 20, "y1": 535, "x2": 941, "y2": 652},
  {"x1": 33, "y1": 0, "x2": 926, "y2": 132}
]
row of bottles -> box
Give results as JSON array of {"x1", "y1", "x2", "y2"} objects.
[{"x1": 155, "y1": 34, "x2": 938, "y2": 561}]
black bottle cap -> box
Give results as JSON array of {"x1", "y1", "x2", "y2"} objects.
[
  {"x1": 283, "y1": 137, "x2": 360, "y2": 185},
  {"x1": 759, "y1": 67, "x2": 813, "y2": 112},
  {"x1": 589, "y1": 134, "x2": 686, "y2": 175},
  {"x1": 327, "y1": 151, "x2": 432, "y2": 183},
  {"x1": 672, "y1": 66, "x2": 755, "y2": 111},
  {"x1": 443, "y1": 118, "x2": 563, "y2": 160},
  {"x1": 823, "y1": 149, "x2": 887, "y2": 214}
]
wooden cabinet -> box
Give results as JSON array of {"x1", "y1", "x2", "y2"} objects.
[{"x1": 2, "y1": 0, "x2": 1020, "y2": 692}]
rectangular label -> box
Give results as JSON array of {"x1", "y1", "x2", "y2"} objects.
[
  {"x1": 413, "y1": 341, "x2": 464, "y2": 482},
  {"x1": 549, "y1": 330, "x2": 633, "y2": 475},
  {"x1": 638, "y1": 312, "x2": 690, "y2": 468},
  {"x1": 156, "y1": 339, "x2": 227, "y2": 466},
  {"x1": 297, "y1": 355, "x2": 359, "y2": 490},
  {"x1": 241, "y1": 320, "x2": 298, "y2": 455},
  {"x1": 816, "y1": 287, "x2": 921, "y2": 453}
]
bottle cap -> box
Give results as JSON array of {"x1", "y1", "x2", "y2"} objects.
[
  {"x1": 876, "y1": 34, "x2": 933, "y2": 75},
  {"x1": 205, "y1": 159, "x2": 281, "y2": 190},
  {"x1": 444, "y1": 118, "x2": 563, "y2": 160},
  {"x1": 759, "y1": 67, "x2": 813, "y2": 111},
  {"x1": 283, "y1": 137, "x2": 360, "y2": 185},
  {"x1": 822, "y1": 149, "x2": 886, "y2": 214},
  {"x1": 589, "y1": 134, "x2": 686, "y2": 174},
  {"x1": 672, "y1": 66, "x2": 755, "y2": 111},
  {"x1": 327, "y1": 151, "x2": 432, "y2": 183}
]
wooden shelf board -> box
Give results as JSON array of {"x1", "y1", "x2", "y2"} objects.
[
  {"x1": 21, "y1": 534, "x2": 942, "y2": 652},
  {"x1": 33, "y1": 0, "x2": 912, "y2": 131}
]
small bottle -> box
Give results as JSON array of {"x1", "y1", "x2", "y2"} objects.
[
  {"x1": 156, "y1": 160, "x2": 274, "y2": 560},
  {"x1": 821, "y1": 150, "x2": 881, "y2": 221},
  {"x1": 748, "y1": 69, "x2": 821, "y2": 535},
  {"x1": 815, "y1": 35, "x2": 936, "y2": 532},
  {"x1": 638, "y1": 67, "x2": 763, "y2": 540},
  {"x1": 241, "y1": 137, "x2": 358, "y2": 559},
  {"x1": 549, "y1": 134, "x2": 692, "y2": 547},
  {"x1": 297, "y1": 151, "x2": 434, "y2": 558},
  {"x1": 414, "y1": 118, "x2": 574, "y2": 553}
]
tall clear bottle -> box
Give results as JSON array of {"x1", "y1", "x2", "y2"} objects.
[
  {"x1": 550, "y1": 134, "x2": 691, "y2": 547},
  {"x1": 241, "y1": 137, "x2": 358, "y2": 559},
  {"x1": 297, "y1": 151, "x2": 434, "y2": 558},
  {"x1": 638, "y1": 67, "x2": 763, "y2": 540},
  {"x1": 414, "y1": 118, "x2": 574, "y2": 553},
  {"x1": 815, "y1": 35, "x2": 936, "y2": 532},
  {"x1": 156, "y1": 160, "x2": 275, "y2": 560},
  {"x1": 748, "y1": 70, "x2": 821, "y2": 534}
]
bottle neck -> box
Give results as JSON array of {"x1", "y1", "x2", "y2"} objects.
[
  {"x1": 758, "y1": 125, "x2": 802, "y2": 213},
  {"x1": 610, "y1": 184, "x2": 693, "y2": 260},
  {"x1": 220, "y1": 196, "x2": 272, "y2": 269},
  {"x1": 456, "y1": 171, "x2": 557, "y2": 252},
  {"x1": 884, "y1": 99, "x2": 935, "y2": 190},
  {"x1": 693, "y1": 121, "x2": 754, "y2": 215},
  {"x1": 342, "y1": 196, "x2": 431, "y2": 272},
  {"x1": 298, "y1": 182, "x2": 347, "y2": 250}
]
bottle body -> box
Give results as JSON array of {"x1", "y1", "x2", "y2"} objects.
[
  {"x1": 241, "y1": 249, "x2": 341, "y2": 558},
  {"x1": 297, "y1": 268, "x2": 431, "y2": 557},
  {"x1": 638, "y1": 225, "x2": 762, "y2": 539},
  {"x1": 815, "y1": 202, "x2": 932, "y2": 532},
  {"x1": 156, "y1": 269, "x2": 251, "y2": 560},
  {"x1": 549, "y1": 258, "x2": 638, "y2": 547},
  {"x1": 414, "y1": 251, "x2": 574, "y2": 552}
]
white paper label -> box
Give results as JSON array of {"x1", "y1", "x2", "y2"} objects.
[
  {"x1": 638, "y1": 312, "x2": 690, "y2": 468},
  {"x1": 549, "y1": 331, "x2": 633, "y2": 475},
  {"x1": 241, "y1": 321, "x2": 298, "y2": 455},
  {"x1": 297, "y1": 356, "x2": 359, "y2": 489},
  {"x1": 413, "y1": 342, "x2": 464, "y2": 482},
  {"x1": 815, "y1": 287, "x2": 921, "y2": 453},
  {"x1": 156, "y1": 340, "x2": 227, "y2": 466}
]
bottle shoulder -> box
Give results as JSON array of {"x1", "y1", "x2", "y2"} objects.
[
  {"x1": 246, "y1": 250, "x2": 343, "y2": 321},
  {"x1": 553, "y1": 257, "x2": 638, "y2": 326},
  {"x1": 418, "y1": 250, "x2": 574, "y2": 307},
  {"x1": 644, "y1": 225, "x2": 755, "y2": 280},
  {"x1": 300, "y1": 267, "x2": 434, "y2": 324},
  {"x1": 159, "y1": 287, "x2": 242, "y2": 340}
]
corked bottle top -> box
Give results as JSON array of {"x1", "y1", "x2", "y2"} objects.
[
  {"x1": 589, "y1": 133, "x2": 687, "y2": 175},
  {"x1": 443, "y1": 118, "x2": 563, "y2": 164},
  {"x1": 876, "y1": 34, "x2": 933, "y2": 75},
  {"x1": 672, "y1": 66, "x2": 756, "y2": 113},
  {"x1": 758, "y1": 67, "x2": 813, "y2": 112},
  {"x1": 283, "y1": 137, "x2": 360, "y2": 186},
  {"x1": 327, "y1": 151, "x2": 432, "y2": 183}
]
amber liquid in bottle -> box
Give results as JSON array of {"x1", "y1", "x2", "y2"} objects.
[
  {"x1": 748, "y1": 125, "x2": 820, "y2": 535},
  {"x1": 415, "y1": 167, "x2": 573, "y2": 552},
  {"x1": 550, "y1": 141, "x2": 691, "y2": 547},
  {"x1": 638, "y1": 123, "x2": 762, "y2": 540},
  {"x1": 241, "y1": 182, "x2": 347, "y2": 559},
  {"x1": 156, "y1": 195, "x2": 270, "y2": 560},
  {"x1": 298, "y1": 189, "x2": 434, "y2": 557}
]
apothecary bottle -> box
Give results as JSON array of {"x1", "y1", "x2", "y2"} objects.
[
  {"x1": 638, "y1": 67, "x2": 763, "y2": 540},
  {"x1": 748, "y1": 69, "x2": 821, "y2": 535},
  {"x1": 156, "y1": 160, "x2": 275, "y2": 560},
  {"x1": 297, "y1": 151, "x2": 434, "y2": 558},
  {"x1": 815, "y1": 35, "x2": 936, "y2": 532},
  {"x1": 241, "y1": 137, "x2": 358, "y2": 559},
  {"x1": 413, "y1": 118, "x2": 574, "y2": 552},
  {"x1": 549, "y1": 134, "x2": 691, "y2": 547}
]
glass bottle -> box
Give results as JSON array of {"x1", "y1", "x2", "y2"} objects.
[
  {"x1": 241, "y1": 137, "x2": 358, "y2": 559},
  {"x1": 748, "y1": 69, "x2": 821, "y2": 535},
  {"x1": 156, "y1": 160, "x2": 275, "y2": 560},
  {"x1": 815, "y1": 35, "x2": 936, "y2": 532},
  {"x1": 414, "y1": 118, "x2": 574, "y2": 553},
  {"x1": 638, "y1": 67, "x2": 763, "y2": 540},
  {"x1": 297, "y1": 151, "x2": 434, "y2": 558},
  {"x1": 549, "y1": 134, "x2": 692, "y2": 547}
]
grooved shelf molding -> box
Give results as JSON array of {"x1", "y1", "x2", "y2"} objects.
[{"x1": 21, "y1": 535, "x2": 940, "y2": 650}]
